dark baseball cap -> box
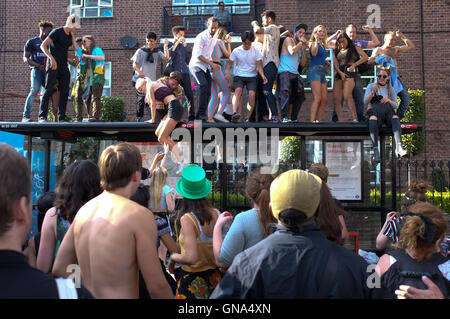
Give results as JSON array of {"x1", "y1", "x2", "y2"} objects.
[{"x1": 294, "y1": 23, "x2": 308, "y2": 32}]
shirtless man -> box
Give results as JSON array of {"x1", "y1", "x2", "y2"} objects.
[
  {"x1": 52, "y1": 143, "x2": 173, "y2": 299},
  {"x1": 368, "y1": 30, "x2": 415, "y2": 120}
]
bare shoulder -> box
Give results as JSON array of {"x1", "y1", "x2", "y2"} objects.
[
  {"x1": 376, "y1": 253, "x2": 395, "y2": 277},
  {"x1": 130, "y1": 203, "x2": 157, "y2": 229}
]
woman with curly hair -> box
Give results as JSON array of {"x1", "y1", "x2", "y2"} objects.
[
  {"x1": 375, "y1": 202, "x2": 449, "y2": 299},
  {"x1": 376, "y1": 180, "x2": 428, "y2": 251},
  {"x1": 37, "y1": 160, "x2": 102, "y2": 273}
]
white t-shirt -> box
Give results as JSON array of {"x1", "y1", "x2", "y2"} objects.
[
  {"x1": 262, "y1": 24, "x2": 280, "y2": 67},
  {"x1": 229, "y1": 45, "x2": 263, "y2": 78}
]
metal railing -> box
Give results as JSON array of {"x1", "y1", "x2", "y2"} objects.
[
  {"x1": 163, "y1": 3, "x2": 265, "y2": 36},
  {"x1": 396, "y1": 159, "x2": 450, "y2": 212}
]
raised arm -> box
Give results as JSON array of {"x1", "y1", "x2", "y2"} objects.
[
  {"x1": 220, "y1": 35, "x2": 232, "y2": 58},
  {"x1": 162, "y1": 38, "x2": 170, "y2": 61},
  {"x1": 285, "y1": 37, "x2": 303, "y2": 55},
  {"x1": 394, "y1": 31, "x2": 415, "y2": 54},
  {"x1": 326, "y1": 29, "x2": 342, "y2": 49},
  {"x1": 367, "y1": 46, "x2": 381, "y2": 65},
  {"x1": 362, "y1": 25, "x2": 380, "y2": 48},
  {"x1": 212, "y1": 212, "x2": 234, "y2": 269},
  {"x1": 309, "y1": 41, "x2": 319, "y2": 57},
  {"x1": 251, "y1": 21, "x2": 264, "y2": 35}
]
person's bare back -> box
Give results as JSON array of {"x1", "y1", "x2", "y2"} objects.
[{"x1": 53, "y1": 191, "x2": 173, "y2": 299}]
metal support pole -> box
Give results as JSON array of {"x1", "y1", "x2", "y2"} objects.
[
  {"x1": 44, "y1": 140, "x2": 50, "y2": 192},
  {"x1": 300, "y1": 136, "x2": 306, "y2": 170},
  {"x1": 26, "y1": 135, "x2": 33, "y2": 165},
  {"x1": 380, "y1": 135, "x2": 386, "y2": 225},
  {"x1": 391, "y1": 141, "x2": 397, "y2": 212}
]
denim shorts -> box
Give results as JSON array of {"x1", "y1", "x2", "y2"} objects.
[{"x1": 307, "y1": 65, "x2": 327, "y2": 84}]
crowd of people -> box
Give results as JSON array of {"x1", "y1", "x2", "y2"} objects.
[
  {"x1": 0, "y1": 141, "x2": 448, "y2": 299},
  {"x1": 22, "y1": 10, "x2": 414, "y2": 128},
  {"x1": 8, "y1": 7, "x2": 446, "y2": 300},
  {"x1": 20, "y1": 10, "x2": 415, "y2": 164}
]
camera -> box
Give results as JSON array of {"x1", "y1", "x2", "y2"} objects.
[{"x1": 371, "y1": 93, "x2": 383, "y2": 104}]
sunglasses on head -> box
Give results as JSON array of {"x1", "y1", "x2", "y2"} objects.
[{"x1": 377, "y1": 74, "x2": 388, "y2": 79}]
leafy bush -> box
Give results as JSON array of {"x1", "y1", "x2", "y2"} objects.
[
  {"x1": 401, "y1": 89, "x2": 425, "y2": 156},
  {"x1": 370, "y1": 189, "x2": 450, "y2": 213},
  {"x1": 100, "y1": 96, "x2": 126, "y2": 122},
  {"x1": 280, "y1": 136, "x2": 301, "y2": 163}
]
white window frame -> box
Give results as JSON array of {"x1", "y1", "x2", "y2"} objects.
[
  {"x1": 102, "y1": 61, "x2": 111, "y2": 97},
  {"x1": 301, "y1": 48, "x2": 376, "y2": 92},
  {"x1": 70, "y1": 0, "x2": 113, "y2": 18}
]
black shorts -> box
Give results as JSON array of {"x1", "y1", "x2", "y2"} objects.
[
  {"x1": 167, "y1": 99, "x2": 183, "y2": 122},
  {"x1": 155, "y1": 108, "x2": 168, "y2": 123},
  {"x1": 233, "y1": 76, "x2": 257, "y2": 92},
  {"x1": 366, "y1": 102, "x2": 395, "y2": 127},
  {"x1": 335, "y1": 65, "x2": 357, "y2": 80}
]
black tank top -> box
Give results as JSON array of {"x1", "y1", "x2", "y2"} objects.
[{"x1": 379, "y1": 249, "x2": 450, "y2": 299}]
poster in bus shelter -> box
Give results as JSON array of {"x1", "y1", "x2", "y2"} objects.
[{"x1": 324, "y1": 141, "x2": 362, "y2": 201}]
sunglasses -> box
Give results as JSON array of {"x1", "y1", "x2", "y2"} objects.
[{"x1": 377, "y1": 74, "x2": 388, "y2": 79}]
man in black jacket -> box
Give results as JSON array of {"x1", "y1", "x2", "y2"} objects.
[
  {"x1": 0, "y1": 143, "x2": 92, "y2": 299},
  {"x1": 210, "y1": 169, "x2": 372, "y2": 299}
]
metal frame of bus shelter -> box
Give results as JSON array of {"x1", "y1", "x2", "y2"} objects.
[{"x1": 0, "y1": 121, "x2": 423, "y2": 225}]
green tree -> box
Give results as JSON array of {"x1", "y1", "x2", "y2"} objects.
[{"x1": 401, "y1": 89, "x2": 425, "y2": 156}]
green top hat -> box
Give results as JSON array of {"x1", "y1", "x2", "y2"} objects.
[{"x1": 176, "y1": 164, "x2": 211, "y2": 199}]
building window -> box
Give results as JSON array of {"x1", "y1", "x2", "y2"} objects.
[
  {"x1": 70, "y1": 0, "x2": 113, "y2": 18},
  {"x1": 102, "y1": 62, "x2": 111, "y2": 96}
]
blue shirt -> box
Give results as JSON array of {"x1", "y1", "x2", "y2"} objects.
[
  {"x1": 168, "y1": 41, "x2": 190, "y2": 75},
  {"x1": 278, "y1": 50, "x2": 302, "y2": 75},
  {"x1": 310, "y1": 43, "x2": 328, "y2": 67},
  {"x1": 354, "y1": 40, "x2": 369, "y2": 49},
  {"x1": 24, "y1": 37, "x2": 46, "y2": 69},
  {"x1": 150, "y1": 185, "x2": 172, "y2": 211},
  {"x1": 219, "y1": 209, "x2": 265, "y2": 268}
]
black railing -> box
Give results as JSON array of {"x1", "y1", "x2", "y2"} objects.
[
  {"x1": 396, "y1": 159, "x2": 450, "y2": 212},
  {"x1": 162, "y1": 3, "x2": 265, "y2": 36}
]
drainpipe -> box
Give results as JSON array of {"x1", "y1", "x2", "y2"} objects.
[{"x1": 419, "y1": 0, "x2": 427, "y2": 163}]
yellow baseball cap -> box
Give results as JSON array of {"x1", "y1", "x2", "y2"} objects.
[{"x1": 270, "y1": 169, "x2": 322, "y2": 221}]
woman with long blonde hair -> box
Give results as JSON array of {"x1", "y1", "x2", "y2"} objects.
[
  {"x1": 150, "y1": 166, "x2": 175, "y2": 213},
  {"x1": 307, "y1": 25, "x2": 333, "y2": 122}
]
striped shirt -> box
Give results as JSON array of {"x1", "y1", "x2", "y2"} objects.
[{"x1": 382, "y1": 216, "x2": 403, "y2": 243}]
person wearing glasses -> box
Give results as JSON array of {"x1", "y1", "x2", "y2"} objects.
[{"x1": 364, "y1": 66, "x2": 407, "y2": 164}]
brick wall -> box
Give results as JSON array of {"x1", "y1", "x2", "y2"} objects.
[{"x1": 0, "y1": 0, "x2": 448, "y2": 160}]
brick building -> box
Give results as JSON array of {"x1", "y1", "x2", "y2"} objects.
[{"x1": 0, "y1": 0, "x2": 448, "y2": 160}]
